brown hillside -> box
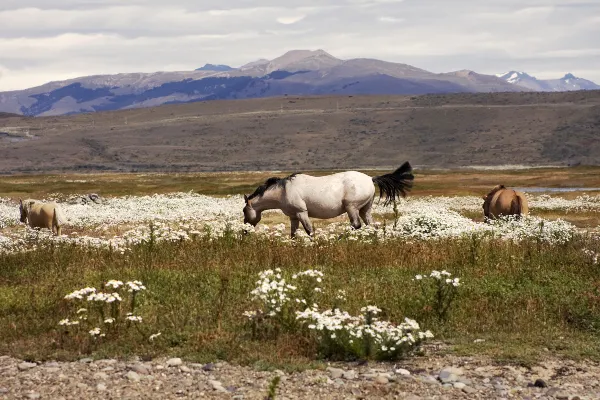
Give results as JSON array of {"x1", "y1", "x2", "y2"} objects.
[{"x1": 0, "y1": 91, "x2": 599, "y2": 174}]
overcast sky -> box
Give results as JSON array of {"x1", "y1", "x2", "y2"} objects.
[{"x1": 0, "y1": 0, "x2": 599, "y2": 91}]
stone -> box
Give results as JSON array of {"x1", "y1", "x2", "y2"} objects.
[
  {"x1": 0, "y1": 388, "x2": 8, "y2": 395},
  {"x1": 93, "y1": 372, "x2": 109, "y2": 380},
  {"x1": 374, "y1": 376, "x2": 389, "y2": 385},
  {"x1": 442, "y1": 383, "x2": 454, "y2": 389},
  {"x1": 209, "y1": 380, "x2": 228, "y2": 393},
  {"x1": 453, "y1": 382, "x2": 466, "y2": 389},
  {"x1": 76, "y1": 383, "x2": 89, "y2": 390},
  {"x1": 166, "y1": 358, "x2": 182, "y2": 367},
  {"x1": 326, "y1": 367, "x2": 344, "y2": 379},
  {"x1": 126, "y1": 371, "x2": 141, "y2": 382},
  {"x1": 180, "y1": 366, "x2": 191, "y2": 373},
  {"x1": 79, "y1": 358, "x2": 94, "y2": 363},
  {"x1": 419, "y1": 375, "x2": 440, "y2": 385},
  {"x1": 202, "y1": 363, "x2": 215, "y2": 371},
  {"x1": 457, "y1": 377, "x2": 473, "y2": 385},
  {"x1": 441, "y1": 367, "x2": 464, "y2": 376},
  {"x1": 462, "y1": 386, "x2": 478, "y2": 394},
  {"x1": 17, "y1": 362, "x2": 37, "y2": 371},
  {"x1": 96, "y1": 383, "x2": 107, "y2": 391},
  {"x1": 555, "y1": 393, "x2": 570, "y2": 400},
  {"x1": 534, "y1": 379, "x2": 548, "y2": 388},
  {"x1": 342, "y1": 370, "x2": 357, "y2": 380},
  {"x1": 44, "y1": 362, "x2": 60, "y2": 368},
  {"x1": 130, "y1": 364, "x2": 150, "y2": 375},
  {"x1": 25, "y1": 393, "x2": 40, "y2": 400},
  {"x1": 439, "y1": 370, "x2": 459, "y2": 384},
  {"x1": 473, "y1": 339, "x2": 486, "y2": 343},
  {"x1": 395, "y1": 368, "x2": 411, "y2": 376}
]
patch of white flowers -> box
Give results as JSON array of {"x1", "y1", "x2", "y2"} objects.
[
  {"x1": 248, "y1": 268, "x2": 296, "y2": 317},
  {"x1": 245, "y1": 268, "x2": 433, "y2": 360},
  {"x1": 583, "y1": 249, "x2": 599, "y2": 265},
  {"x1": 418, "y1": 270, "x2": 461, "y2": 287},
  {"x1": 0, "y1": 192, "x2": 595, "y2": 254},
  {"x1": 59, "y1": 279, "x2": 154, "y2": 342},
  {"x1": 296, "y1": 306, "x2": 433, "y2": 359}
]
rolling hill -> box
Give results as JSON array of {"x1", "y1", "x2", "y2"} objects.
[{"x1": 0, "y1": 90, "x2": 599, "y2": 173}]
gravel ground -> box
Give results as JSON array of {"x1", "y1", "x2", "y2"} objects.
[{"x1": 1, "y1": 354, "x2": 599, "y2": 399}]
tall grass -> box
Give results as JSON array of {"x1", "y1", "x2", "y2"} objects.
[{"x1": 1, "y1": 233, "x2": 599, "y2": 366}]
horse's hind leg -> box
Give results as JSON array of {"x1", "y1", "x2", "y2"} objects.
[
  {"x1": 359, "y1": 199, "x2": 374, "y2": 226},
  {"x1": 346, "y1": 207, "x2": 362, "y2": 230}
]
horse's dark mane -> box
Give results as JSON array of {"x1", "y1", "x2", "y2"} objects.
[{"x1": 248, "y1": 173, "x2": 299, "y2": 200}]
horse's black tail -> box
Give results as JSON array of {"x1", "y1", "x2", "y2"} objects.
[{"x1": 372, "y1": 161, "x2": 414, "y2": 206}]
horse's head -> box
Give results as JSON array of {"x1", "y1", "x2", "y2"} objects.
[
  {"x1": 242, "y1": 194, "x2": 261, "y2": 227},
  {"x1": 19, "y1": 198, "x2": 29, "y2": 223}
]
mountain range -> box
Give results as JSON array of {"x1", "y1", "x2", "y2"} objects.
[
  {"x1": 496, "y1": 71, "x2": 600, "y2": 92},
  {"x1": 0, "y1": 49, "x2": 598, "y2": 117}
]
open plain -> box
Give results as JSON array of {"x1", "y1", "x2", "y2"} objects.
[
  {"x1": 0, "y1": 166, "x2": 599, "y2": 399},
  {"x1": 1, "y1": 90, "x2": 600, "y2": 174}
]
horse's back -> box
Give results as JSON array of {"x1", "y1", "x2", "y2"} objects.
[
  {"x1": 287, "y1": 172, "x2": 374, "y2": 218},
  {"x1": 489, "y1": 189, "x2": 527, "y2": 217},
  {"x1": 27, "y1": 201, "x2": 63, "y2": 228}
]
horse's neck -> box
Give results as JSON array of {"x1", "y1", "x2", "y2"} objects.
[{"x1": 251, "y1": 188, "x2": 283, "y2": 211}]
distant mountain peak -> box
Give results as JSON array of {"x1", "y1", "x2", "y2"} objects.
[
  {"x1": 195, "y1": 64, "x2": 234, "y2": 72},
  {"x1": 497, "y1": 70, "x2": 599, "y2": 92}
]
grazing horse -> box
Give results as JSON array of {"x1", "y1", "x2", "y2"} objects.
[
  {"x1": 482, "y1": 185, "x2": 529, "y2": 220},
  {"x1": 243, "y1": 162, "x2": 414, "y2": 238},
  {"x1": 19, "y1": 198, "x2": 67, "y2": 236}
]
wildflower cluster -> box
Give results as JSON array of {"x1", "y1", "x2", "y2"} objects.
[
  {"x1": 244, "y1": 268, "x2": 433, "y2": 360},
  {"x1": 583, "y1": 249, "x2": 599, "y2": 265},
  {"x1": 0, "y1": 192, "x2": 595, "y2": 254},
  {"x1": 60, "y1": 279, "x2": 150, "y2": 342},
  {"x1": 413, "y1": 270, "x2": 462, "y2": 322},
  {"x1": 296, "y1": 305, "x2": 433, "y2": 360}
]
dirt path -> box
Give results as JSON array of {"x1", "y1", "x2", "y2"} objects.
[{"x1": 1, "y1": 353, "x2": 598, "y2": 399}]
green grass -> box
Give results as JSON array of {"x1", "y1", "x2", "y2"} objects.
[
  {"x1": 1, "y1": 165, "x2": 599, "y2": 199},
  {"x1": 1, "y1": 233, "x2": 599, "y2": 366}
]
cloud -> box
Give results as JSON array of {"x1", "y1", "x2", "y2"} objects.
[
  {"x1": 276, "y1": 14, "x2": 306, "y2": 24},
  {"x1": 0, "y1": 0, "x2": 599, "y2": 91}
]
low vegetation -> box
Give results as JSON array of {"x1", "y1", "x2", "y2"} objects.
[{"x1": 0, "y1": 168, "x2": 599, "y2": 369}]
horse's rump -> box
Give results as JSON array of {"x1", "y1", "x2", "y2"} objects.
[{"x1": 52, "y1": 204, "x2": 67, "y2": 226}]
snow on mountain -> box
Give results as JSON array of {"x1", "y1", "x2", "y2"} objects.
[{"x1": 498, "y1": 71, "x2": 600, "y2": 92}]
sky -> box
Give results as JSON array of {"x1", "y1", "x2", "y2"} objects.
[{"x1": 0, "y1": 0, "x2": 599, "y2": 91}]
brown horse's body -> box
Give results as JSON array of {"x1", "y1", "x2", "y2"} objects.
[
  {"x1": 482, "y1": 185, "x2": 529, "y2": 219},
  {"x1": 19, "y1": 199, "x2": 66, "y2": 236}
]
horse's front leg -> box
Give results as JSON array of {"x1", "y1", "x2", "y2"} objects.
[
  {"x1": 296, "y1": 212, "x2": 314, "y2": 237},
  {"x1": 290, "y1": 217, "x2": 300, "y2": 238}
]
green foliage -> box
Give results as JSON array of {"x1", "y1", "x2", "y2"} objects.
[{"x1": 0, "y1": 234, "x2": 599, "y2": 363}]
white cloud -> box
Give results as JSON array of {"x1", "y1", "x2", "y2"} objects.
[{"x1": 0, "y1": 0, "x2": 599, "y2": 91}]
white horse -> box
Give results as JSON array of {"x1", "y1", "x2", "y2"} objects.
[
  {"x1": 243, "y1": 162, "x2": 414, "y2": 238},
  {"x1": 19, "y1": 198, "x2": 67, "y2": 236}
]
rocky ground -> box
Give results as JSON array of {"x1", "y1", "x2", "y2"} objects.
[{"x1": 1, "y1": 353, "x2": 599, "y2": 400}]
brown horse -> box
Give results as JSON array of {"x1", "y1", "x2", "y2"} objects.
[{"x1": 482, "y1": 185, "x2": 529, "y2": 220}]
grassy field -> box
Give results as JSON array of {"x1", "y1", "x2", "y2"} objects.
[
  {"x1": 1, "y1": 165, "x2": 599, "y2": 198},
  {"x1": 0, "y1": 167, "x2": 599, "y2": 368}
]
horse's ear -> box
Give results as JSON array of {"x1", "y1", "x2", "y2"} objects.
[
  {"x1": 482, "y1": 195, "x2": 487, "y2": 200},
  {"x1": 244, "y1": 194, "x2": 249, "y2": 203}
]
